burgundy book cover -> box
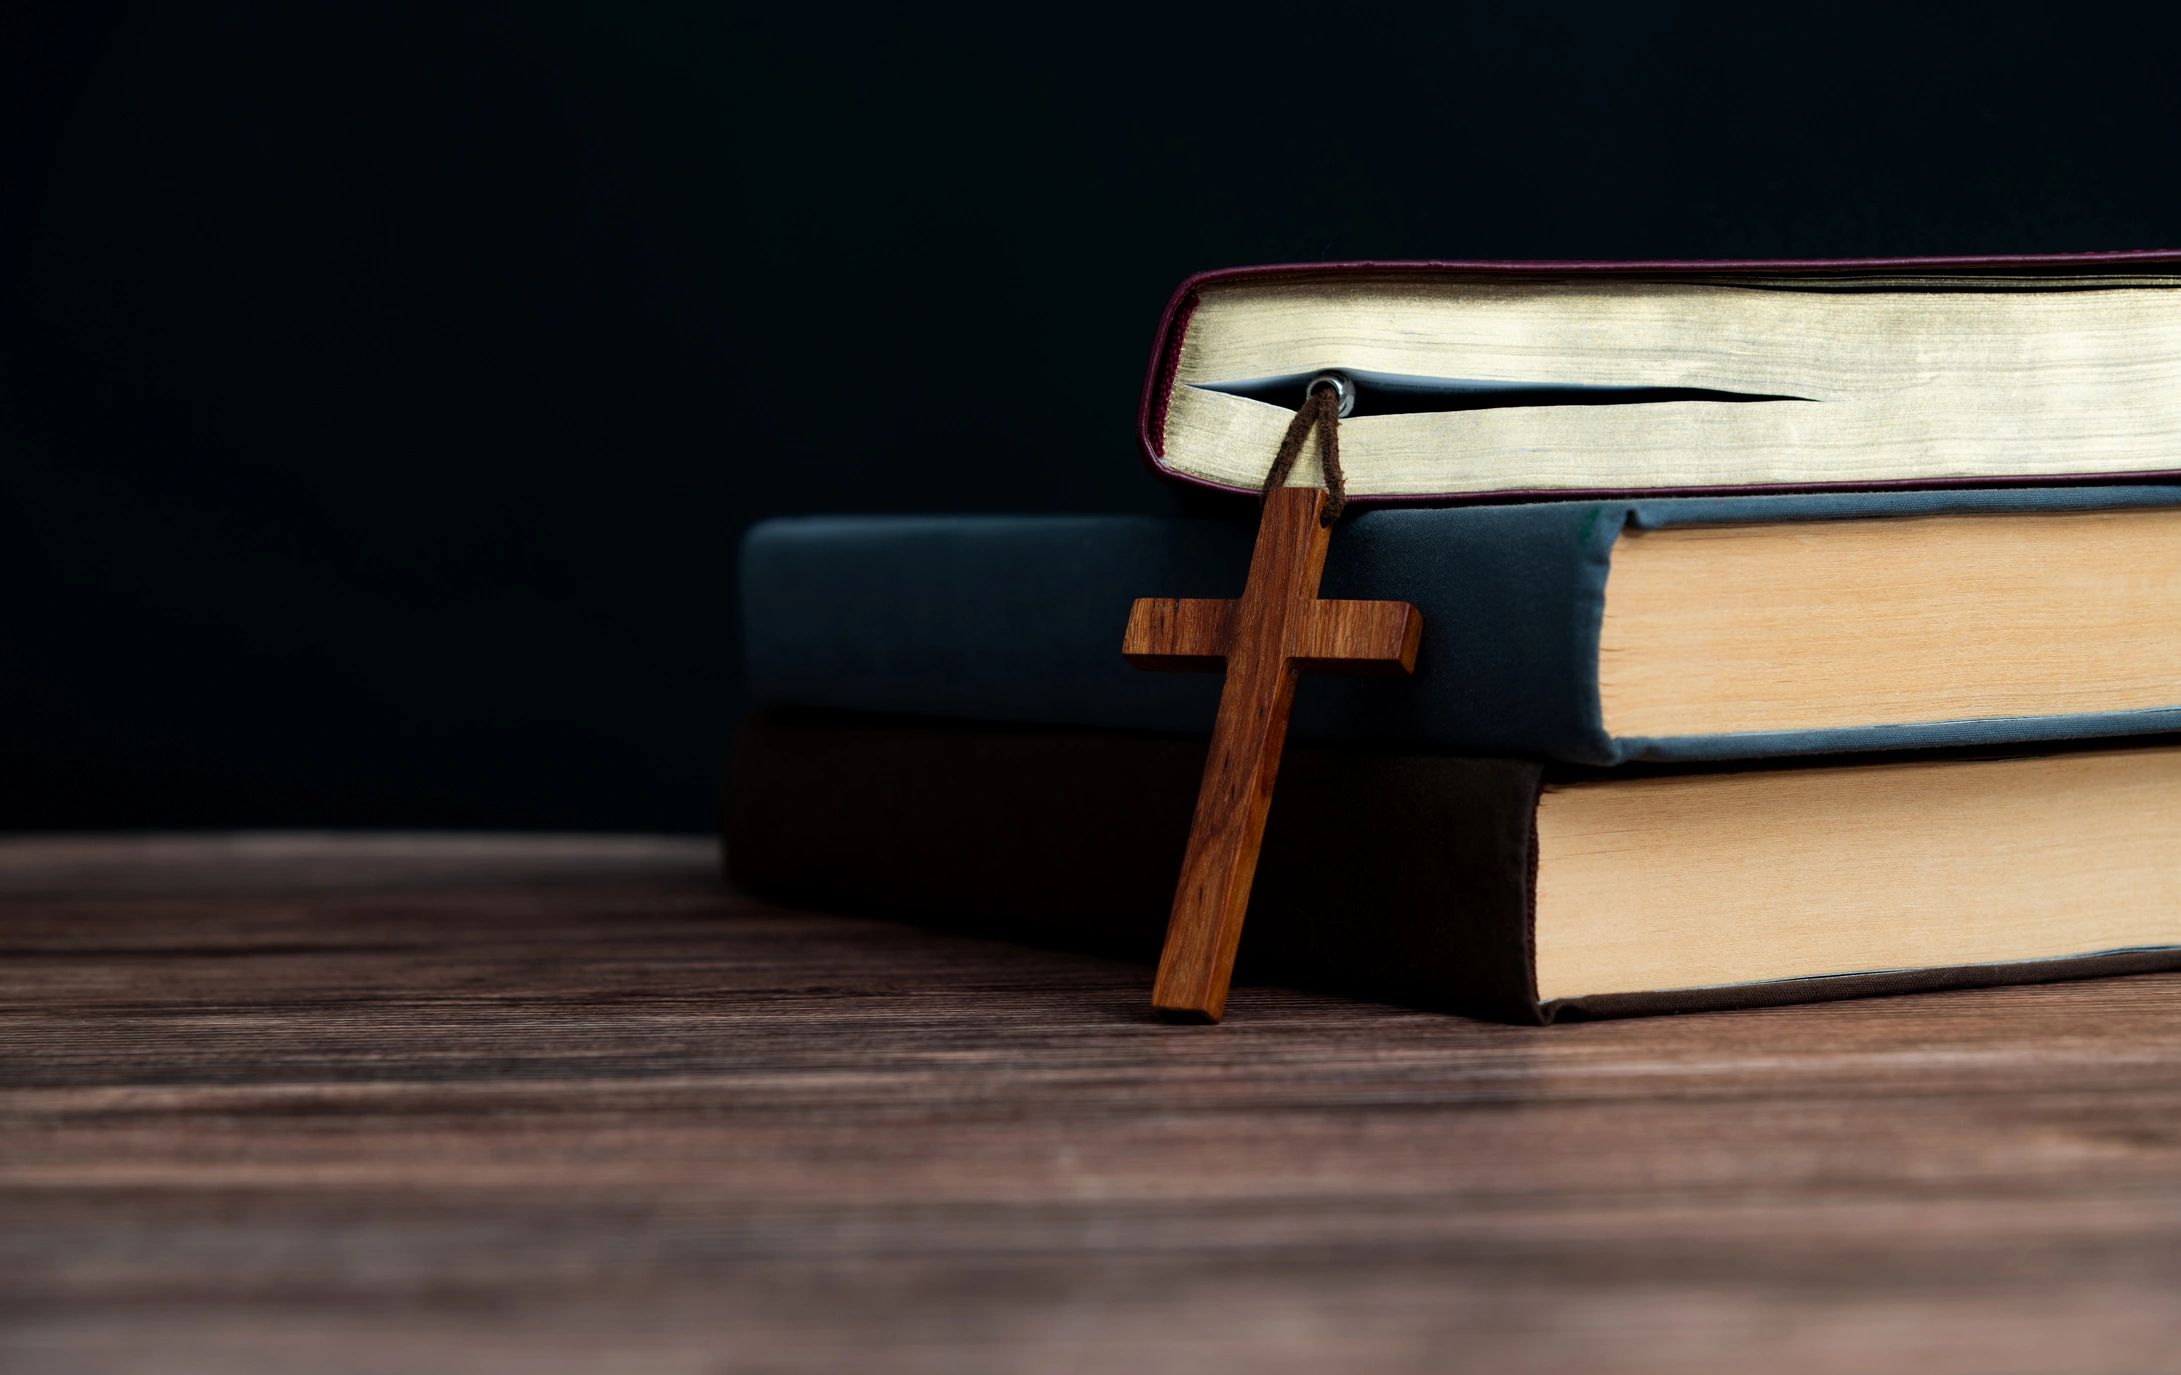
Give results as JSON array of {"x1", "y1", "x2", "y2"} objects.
[{"x1": 1139, "y1": 250, "x2": 2181, "y2": 506}]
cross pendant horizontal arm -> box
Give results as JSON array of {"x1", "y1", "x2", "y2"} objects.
[
  {"x1": 1124, "y1": 597, "x2": 1420, "y2": 673},
  {"x1": 1121, "y1": 486, "x2": 1423, "y2": 1021}
]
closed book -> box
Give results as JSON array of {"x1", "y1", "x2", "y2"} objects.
[
  {"x1": 742, "y1": 485, "x2": 2181, "y2": 766},
  {"x1": 726, "y1": 711, "x2": 2181, "y2": 1023},
  {"x1": 1139, "y1": 253, "x2": 2181, "y2": 503}
]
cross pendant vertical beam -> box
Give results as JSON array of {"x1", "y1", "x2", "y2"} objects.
[{"x1": 1122, "y1": 486, "x2": 1422, "y2": 1022}]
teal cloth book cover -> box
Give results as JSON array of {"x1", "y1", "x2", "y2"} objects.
[{"x1": 742, "y1": 484, "x2": 2181, "y2": 765}]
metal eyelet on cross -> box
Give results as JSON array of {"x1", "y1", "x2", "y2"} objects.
[{"x1": 1307, "y1": 371, "x2": 1356, "y2": 418}]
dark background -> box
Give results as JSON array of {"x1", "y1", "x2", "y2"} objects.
[{"x1": 7, "y1": 4, "x2": 2179, "y2": 832}]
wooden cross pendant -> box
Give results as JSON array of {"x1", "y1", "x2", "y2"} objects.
[{"x1": 1122, "y1": 486, "x2": 1423, "y2": 1022}]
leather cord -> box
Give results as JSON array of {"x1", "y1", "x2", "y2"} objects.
[{"x1": 1259, "y1": 380, "x2": 1347, "y2": 525}]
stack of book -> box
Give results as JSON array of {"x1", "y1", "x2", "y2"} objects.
[{"x1": 727, "y1": 255, "x2": 2181, "y2": 1022}]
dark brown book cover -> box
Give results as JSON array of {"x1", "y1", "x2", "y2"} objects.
[{"x1": 724, "y1": 710, "x2": 2181, "y2": 1022}]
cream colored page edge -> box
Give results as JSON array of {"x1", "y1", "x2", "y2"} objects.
[
  {"x1": 1531, "y1": 749, "x2": 2181, "y2": 1002},
  {"x1": 1162, "y1": 280, "x2": 2181, "y2": 494},
  {"x1": 1595, "y1": 509, "x2": 2181, "y2": 736},
  {"x1": 1175, "y1": 278, "x2": 2181, "y2": 395},
  {"x1": 1163, "y1": 385, "x2": 2181, "y2": 495}
]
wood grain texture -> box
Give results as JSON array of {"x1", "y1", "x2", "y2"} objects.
[
  {"x1": 1123, "y1": 486, "x2": 1423, "y2": 1020},
  {"x1": 5, "y1": 836, "x2": 2181, "y2": 1374}
]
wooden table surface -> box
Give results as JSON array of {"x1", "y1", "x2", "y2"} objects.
[{"x1": 4, "y1": 836, "x2": 2180, "y2": 1374}]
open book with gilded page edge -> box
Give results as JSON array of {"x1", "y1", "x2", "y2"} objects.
[{"x1": 1140, "y1": 251, "x2": 2181, "y2": 503}]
